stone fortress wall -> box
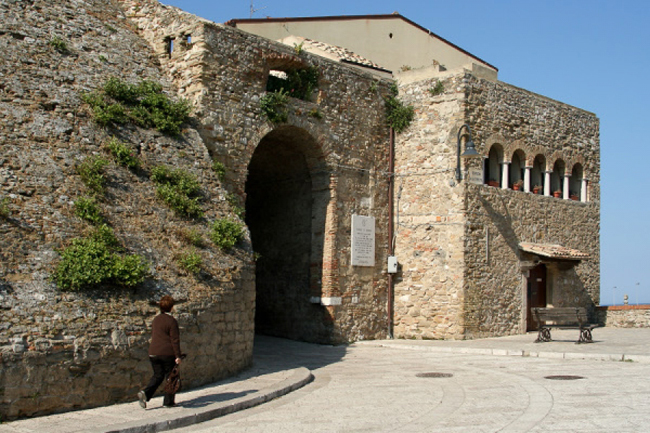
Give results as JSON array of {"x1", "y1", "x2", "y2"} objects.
[
  {"x1": 0, "y1": 0, "x2": 391, "y2": 419},
  {"x1": 597, "y1": 305, "x2": 650, "y2": 328},
  {"x1": 121, "y1": 0, "x2": 393, "y2": 344},
  {"x1": 0, "y1": 0, "x2": 256, "y2": 419}
]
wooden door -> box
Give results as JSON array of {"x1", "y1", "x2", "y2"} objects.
[{"x1": 527, "y1": 264, "x2": 547, "y2": 331}]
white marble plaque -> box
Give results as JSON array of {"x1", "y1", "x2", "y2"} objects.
[{"x1": 351, "y1": 214, "x2": 375, "y2": 267}]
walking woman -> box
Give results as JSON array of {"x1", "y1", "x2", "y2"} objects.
[{"x1": 138, "y1": 295, "x2": 182, "y2": 408}]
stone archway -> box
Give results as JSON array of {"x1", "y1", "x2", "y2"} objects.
[{"x1": 245, "y1": 125, "x2": 332, "y2": 342}]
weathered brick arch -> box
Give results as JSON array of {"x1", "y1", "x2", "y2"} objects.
[
  {"x1": 244, "y1": 118, "x2": 336, "y2": 176},
  {"x1": 567, "y1": 154, "x2": 587, "y2": 177},
  {"x1": 549, "y1": 156, "x2": 567, "y2": 193},
  {"x1": 244, "y1": 120, "x2": 348, "y2": 342},
  {"x1": 484, "y1": 136, "x2": 505, "y2": 184},
  {"x1": 547, "y1": 151, "x2": 566, "y2": 173},
  {"x1": 503, "y1": 139, "x2": 524, "y2": 163},
  {"x1": 526, "y1": 145, "x2": 547, "y2": 167},
  {"x1": 484, "y1": 134, "x2": 507, "y2": 159},
  {"x1": 568, "y1": 160, "x2": 586, "y2": 198},
  {"x1": 510, "y1": 147, "x2": 527, "y2": 185}
]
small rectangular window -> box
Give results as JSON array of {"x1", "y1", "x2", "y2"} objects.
[{"x1": 166, "y1": 37, "x2": 175, "y2": 56}]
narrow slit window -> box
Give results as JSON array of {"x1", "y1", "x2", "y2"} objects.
[{"x1": 166, "y1": 37, "x2": 175, "y2": 56}]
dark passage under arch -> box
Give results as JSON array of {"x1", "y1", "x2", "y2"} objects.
[{"x1": 245, "y1": 126, "x2": 332, "y2": 343}]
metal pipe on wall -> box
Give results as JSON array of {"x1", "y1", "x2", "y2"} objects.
[{"x1": 387, "y1": 127, "x2": 395, "y2": 339}]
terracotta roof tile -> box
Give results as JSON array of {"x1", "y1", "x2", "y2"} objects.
[
  {"x1": 278, "y1": 36, "x2": 391, "y2": 73},
  {"x1": 305, "y1": 39, "x2": 388, "y2": 71},
  {"x1": 519, "y1": 243, "x2": 590, "y2": 260}
]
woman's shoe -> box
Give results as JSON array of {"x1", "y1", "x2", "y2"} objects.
[{"x1": 137, "y1": 391, "x2": 147, "y2": 409}]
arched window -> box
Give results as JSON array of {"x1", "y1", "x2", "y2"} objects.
[
  {"x1": 531, "y1": 155, "x2": 545, "y2": 194},
  {"x1": 511, "y1": 150, "x2": 525, "y2": 190},
  {"x1": 570, "y1": 164, "x2": 583, "y2": 201},
  {"x1": 484, "y1": 145, "x2": 503, "y2": 187},
  {"x1": 551, "y1": 159, "x2": 565, "y2": 197}
]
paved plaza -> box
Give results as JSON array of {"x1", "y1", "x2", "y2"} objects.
[{"x1": 3, "y1": 328, "x2": 650, "y2": 432}]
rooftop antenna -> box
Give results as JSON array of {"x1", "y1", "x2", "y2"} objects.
[{"x1": 250, "y1": 1, "x2": 267, "y2": 18}]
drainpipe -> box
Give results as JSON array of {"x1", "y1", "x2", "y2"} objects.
[{"x1": 387, "y1": 127, "x2": 395, "y2": 339}]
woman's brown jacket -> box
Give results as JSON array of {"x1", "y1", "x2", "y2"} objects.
[{"x1": 148, "y1": 313, "x2": 182, "y2": 358}]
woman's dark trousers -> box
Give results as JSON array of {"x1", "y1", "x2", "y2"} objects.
[{"x1": 144, "y1": 355, "x2": 176, "y2": 406}]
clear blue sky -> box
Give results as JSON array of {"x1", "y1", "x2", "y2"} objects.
[{"x1": 161, "y1": 0, "x2": 650, "y2": 306}]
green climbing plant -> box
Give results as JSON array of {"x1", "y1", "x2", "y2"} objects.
[
  {"x1": 385, "y1": 83, "x2": 414, "y2": 133},
  {"x1": 82, "y1": 77, "x2": 191, "y2": 136},
  {"x1": 150, "y1": 165, "x2": 203, "y2": 218}
]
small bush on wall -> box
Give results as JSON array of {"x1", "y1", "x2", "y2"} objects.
[
  {"x1": 210, "y1": 218, "x2": 244, "y2": 250},
  {"x1": 53, "y1": 231, "x2": 148, "y2": 291},
  {"x1": 428, "y1": 80, "x2": 444, "y2": 96},
  {"x1": 83, "y1": 77, "x2": 191, "y2": 136},
  {"x1": 0, "y1": 197, "x2": 10, "y2": 219},
  {"x1": 260, "y1": 89, "x2": 289, "y2": 124},
  {"x1": 77, "y1": 156, "x2": 109, "y2": 196},
  {"x1": 90, "y1": 224, "x2": 121, "y2": 251},
  {"x1": 150, "y1": 165, "x2": 203, "y2": 218},
  {"x1": 74, "y1": 196, "x2": 104, "y2": 225},
  {"x1": 227, "y1": 193, "x2": 244, "y2": 220},
  {"x1": 177, "y1": 249, "x2": 202, "y2": 274},
  {"x1": 179, "y1": 227, "x2": 205, "y2": 248},
  {"x1": 385, "y1": 83, "x2": 414, "y2": 133},
  {"x1": 105, "y1": 137, "x2": 140, "y2": 170},
  {"x1": 212, "y1": 160, "x2": 226, "y2": 181},
  {"x1": 49, "y1": 36, "x2": 69, "y2": 54}
]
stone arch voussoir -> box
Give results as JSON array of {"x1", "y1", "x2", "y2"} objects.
[{"x1": 485, "y1": 134, "x2": 507, "y2": 161}]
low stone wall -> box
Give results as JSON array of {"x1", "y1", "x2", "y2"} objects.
[{"x1": 596, "y1": 305, "x2": 650, "y2": 328}]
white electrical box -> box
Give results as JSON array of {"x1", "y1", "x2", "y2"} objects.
[{"x1": 387, "y1": 256, "x2": 398, "y2": 273}]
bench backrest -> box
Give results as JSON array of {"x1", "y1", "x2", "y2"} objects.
[{"x1": 531, "y1": 307, "x2": 588, "y2": 327}]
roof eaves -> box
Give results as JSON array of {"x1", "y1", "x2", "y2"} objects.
[
  {"x1": 340, "y1": 59, "x2": 392, "y2": 74},
  {"x1": 519, "y1": 243, "x2": 590, "y2": 261}
]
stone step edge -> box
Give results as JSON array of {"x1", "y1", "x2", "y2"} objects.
[{"x1": 101, "y1": 367, "x2": 314, "y2": 433}]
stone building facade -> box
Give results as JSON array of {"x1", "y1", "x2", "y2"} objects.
[
  {"x1": 393, "y1": 67, "x2": 600, "y2": 339},
  {"x1": 0, "y1": 0, "x2": 600, "y2": 420}
]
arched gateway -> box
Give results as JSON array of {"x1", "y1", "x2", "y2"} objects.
[{"x1": 245, "y1": 125, "x2": 333, "y2": 342}]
